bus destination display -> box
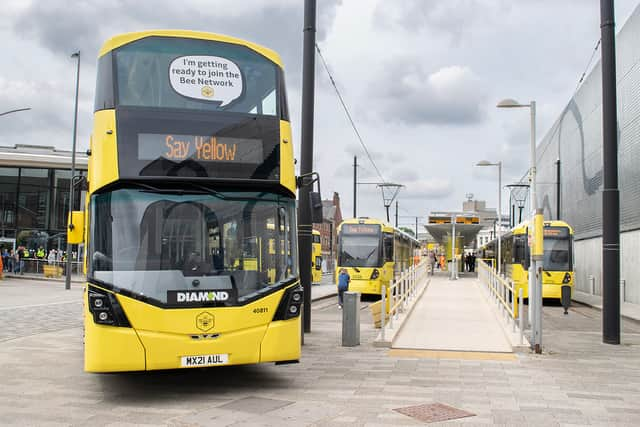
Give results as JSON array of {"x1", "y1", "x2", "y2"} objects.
[{"x1": 138, "y1": 133, "x2": 264, "y2": 164}]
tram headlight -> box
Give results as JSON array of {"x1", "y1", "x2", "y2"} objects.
[
  {"x1": 289, "y1": 305, "x2": 298, "y2": 314},
  {"x1": 370, "y1": 269, "x2": 380, "y2": 280},
  {"x1": 562, "y1": 272, "x2": 572, "y2": 284}
]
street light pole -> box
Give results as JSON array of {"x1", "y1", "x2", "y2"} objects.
[
  {"x1": 476, "y1": 160, "x2": 502, "y2": 275},
  {"x1": 65, "y1": 51, "x2": 80, "y2": 291},
  {"x1": 497, "y1": 98, "x2": 542, "y2": 353},
  {"x1": 498, "y1": 161, "x2": 502, "y2": 275}
]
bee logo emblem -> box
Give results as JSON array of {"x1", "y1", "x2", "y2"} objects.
[
  {"x1": 196, "y1": 312, "x2": 214, "y2": 332},
  {"x1": 201, "y1": 86, "x2": 214, "y2": 98}
]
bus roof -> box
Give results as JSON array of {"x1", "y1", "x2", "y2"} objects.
[{"x1": 98, "y1": 30, "x2": 283, "y2": 68}]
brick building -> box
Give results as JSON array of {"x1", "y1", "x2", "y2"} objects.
[{"x1": 312, "y1": 192, "x2": 342, "y2": 273}]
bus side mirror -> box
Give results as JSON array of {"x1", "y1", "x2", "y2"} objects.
[
  {"x1": 310, "y1": 191, "x2": 323, "y2": 223},
  {"x1": 67, "y1": 211, "x2": 85, "y2": 244}
]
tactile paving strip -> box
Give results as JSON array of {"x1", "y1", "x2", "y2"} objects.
[{"x1": 393, "y1": 402, "x2": 475, "y2": 423}]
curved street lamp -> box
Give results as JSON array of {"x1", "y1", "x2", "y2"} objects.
[
  {"x1": 65, "y1": 51, "x2": 81, "y2": 291},
  {"x1": 0, "y1": 108, "x2": 31, "y2": 117},
  {"x1": 497, "y1": 97, "x2": 542, "y2": 353}
]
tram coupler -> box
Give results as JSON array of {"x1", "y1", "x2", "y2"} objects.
[{"x1": 561, "y1": 285, "x2": 572, "y2": 315}]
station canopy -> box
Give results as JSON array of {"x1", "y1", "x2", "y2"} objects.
[{"x1": 425, "y1": 212, "x2": 485, "y2": 247}]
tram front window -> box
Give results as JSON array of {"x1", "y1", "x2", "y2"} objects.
[
  {"x1": 543, "y1": 237, "x2": 571, "y2": 271},
  {"x1": 88, "y1": 188, "x2": 297, "y2": 306},
  {"x1": 339, "y1": 234, "x2": 381, "y2": 268}
]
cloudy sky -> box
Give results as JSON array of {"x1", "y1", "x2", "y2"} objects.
[{"x1": 2, "y1": 0, "x2": 638, "y2": 230}]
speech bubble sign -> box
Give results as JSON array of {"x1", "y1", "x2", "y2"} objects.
[{"x1": 169, "y1": 55, "x2": 243, "y2": 106}]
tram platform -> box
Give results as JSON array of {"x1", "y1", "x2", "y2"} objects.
[{"x1": 382, "y1": 271, "x2": 527, "y2": 355}]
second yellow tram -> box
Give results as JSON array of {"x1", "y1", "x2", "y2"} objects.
[{"x1": 481, "y1": 220, "x2": 574, "y2": 300}]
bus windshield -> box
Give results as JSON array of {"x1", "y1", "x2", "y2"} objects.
[
  {"x1": 339, "y1": 233, "x2": 381, "y2": 268},
  {"x1": 88, "y1": 188, "x2": 297, "y2": 306},
  {"x1": 113, "y1": 36, "x2": 280, "y2": 115}
]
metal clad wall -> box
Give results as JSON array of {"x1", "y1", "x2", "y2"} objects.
[
  {"x1": 536, "y1": 4, "x2": 640, "y2": 240},
  {"x1": 532, "y1": 5, "x2": 640, "y2": 305}
]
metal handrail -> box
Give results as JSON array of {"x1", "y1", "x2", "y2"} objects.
[
  {"x1": 478, "y1": 261, "x2": 516, "y2": 319},
  {"x1": 380, "y1": 258, "x2": 429, "y2": 330},
  {"x1": 5, "y1": 258, "x2": 84, "y2": 276}
]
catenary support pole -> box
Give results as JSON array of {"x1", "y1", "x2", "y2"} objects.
[
  {"x1": 556, "y1": 159, "x2": 561, "y2": 220},
  {"x1": 395, "y1": 201, "x2": 398, "y2": 227},
  {"x1": 600, "y1": 0, "x2": 620, "y2": 344},
  {"x1": 299, "y1": 0, "x2": 316, "y2": 334},
  {"x1": 353, "y1": 156, "x2": 357, "y2": 218}
]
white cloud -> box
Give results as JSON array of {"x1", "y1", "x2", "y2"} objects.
[{"x1": 368, "y1": 62, "x2": 487, "y2": 125}]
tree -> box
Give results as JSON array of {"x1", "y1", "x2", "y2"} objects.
[{"x1": 399, "y1": 227, "x2": 415, "y2": 237}]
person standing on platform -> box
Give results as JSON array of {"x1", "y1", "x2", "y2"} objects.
[
  {"x1": 337, "y1": 268, "x2": 350, "y2": 309},
  {"x1": 1, "y1": 248, "x2": 8, "y2": 272}
]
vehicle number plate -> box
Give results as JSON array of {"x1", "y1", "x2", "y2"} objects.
[{"x1": 181, "y1": 353, "x2": 229, "y2": 367}]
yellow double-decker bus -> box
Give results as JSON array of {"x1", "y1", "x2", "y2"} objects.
[
  {"x1": 312, "y1": 229, "x2": 322, "y2": 284},
  {"x1": 480, "y1": 220, "x2": 574, "y2": 300},
  {"x1": 68, "y1": 30, "x2": 304, "y2": 372},
  {"x1": 335, "y1": 218, "x2": 418, "y2": 296}
]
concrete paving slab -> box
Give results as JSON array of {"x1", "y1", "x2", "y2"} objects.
[
  {"x1": 3, "y1": 275, "x2": 640, "y2": 425},
  {"x1": 392, "y1": 274, "x2": 513, "y2": 352}
]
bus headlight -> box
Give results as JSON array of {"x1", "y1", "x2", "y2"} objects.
[
  {"x1": 273, "y1": 284, "x2": 304, "y2": 321},
  {"x1": 88, "y1": 286, "x2": 131, "y2": 327},
  {"x1": 370, "y1": 269, "x2": 380, "y2": 280}
]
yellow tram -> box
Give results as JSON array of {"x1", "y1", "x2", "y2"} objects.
[
  {"x1": 480, "y1": 220, "x2": 574, "y2": 300},
  {"x1": 335, "y1": 218, "x2": 419, "y2": 296},
  {"x1": 312, "y1": 229, "x2": 322, "y2": 284}
]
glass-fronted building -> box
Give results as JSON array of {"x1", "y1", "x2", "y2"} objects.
[{"x1": 0, "y1": 144, "x2": 88, "y2": 270}]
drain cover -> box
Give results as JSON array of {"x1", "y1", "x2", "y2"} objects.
[{"x1": 393, "y1": 402, "x2": 475, "y2": 423}]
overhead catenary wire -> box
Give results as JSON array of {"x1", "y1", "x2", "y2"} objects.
[
  {"x1": 574, "y1": 38, "x2": 601, "y2": 95},
  {"x1": 528, "y1": 38, "x2": 602, "y2": 168},
  {"x1": 315, "y1": 42, "x2": 385, "y2": 183}
]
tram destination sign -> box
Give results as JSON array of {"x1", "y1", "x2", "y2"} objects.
[
  {"x1": 543, "y1": 226, "x2": 569, "y2": 238},
  {"x1": 138, "y1": 133, "x2": 264, "y2": 164},
  {"x1": 342, "y1": 224, "x2": 380, "y2": 235}
]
